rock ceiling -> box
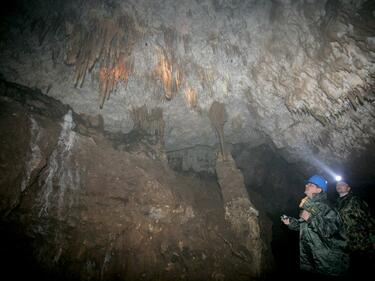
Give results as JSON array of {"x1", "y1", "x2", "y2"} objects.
[{"x1": 0, "y1": 0, "x2": 374, "y2": 173}]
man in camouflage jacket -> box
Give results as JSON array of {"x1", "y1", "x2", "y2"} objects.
[
  {"x1": 282, "y1": 175, "x2": 349, "y2": 277},
  {"x1": 335, "y1": 181, "x2": 375, "y2": 276}
]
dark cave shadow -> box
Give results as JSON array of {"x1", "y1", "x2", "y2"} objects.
[{"x1": 265, "y1": 208, "x2": 300, "y2": 280}]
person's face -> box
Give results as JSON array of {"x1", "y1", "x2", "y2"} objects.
[
  {"x1": 336, "y1": 182, "x2": 350, "y2": 193},
  {"x1": 304, "y1": 183, "x2": 322, "y2": 198}
]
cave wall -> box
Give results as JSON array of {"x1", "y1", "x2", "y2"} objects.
[
  {"x1": 0, "y1": 80, "x2": 270, "y2": 281},
  {"x1": 167, "y1": 145, "x2": 217, "y2": 174}
]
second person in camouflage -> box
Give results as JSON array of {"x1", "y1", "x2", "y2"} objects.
[{"x1": 335, "y1": 181, "x2": 375, "y2": 278}]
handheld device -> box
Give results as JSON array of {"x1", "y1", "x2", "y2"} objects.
[{"x1": 280, "y1": 215, "x2": 289, "y2": 220}]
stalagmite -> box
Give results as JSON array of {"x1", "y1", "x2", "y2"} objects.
[
  {"x1": 215, "y1": 153, "x2": 263, "y2": 277},
  {"x1": 208, "y1": 101, "x2": 227, "y2": 160}
]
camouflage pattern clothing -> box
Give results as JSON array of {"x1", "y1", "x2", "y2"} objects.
[
  {"x1": 288, "y1": 193, "x2": 349, "y2": 276},
  {"x1": 336, "y1": 192, "x2": 375, "y2": 252}
]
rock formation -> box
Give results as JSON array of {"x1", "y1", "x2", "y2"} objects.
[
  {"x1": 215, "y1": 153, "x2": 264, "y2": 277},
  {"x1": 0, "y1": 80, "x2": 267, "y2": 280}
]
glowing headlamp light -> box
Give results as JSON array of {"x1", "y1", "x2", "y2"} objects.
[{"x1": 334, "y1": 175, "x2": 342, "y2": 182}]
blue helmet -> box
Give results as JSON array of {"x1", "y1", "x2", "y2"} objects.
[{"x1": 306, "y1": 175, "x2": 328, "y2": 192}]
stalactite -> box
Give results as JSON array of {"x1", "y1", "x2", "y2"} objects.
[
  {"x1": 156, "y1": 52, "x2": 172, "y2": 100},
  {"x1": 131, "y1": 105, "x2": 148, "y2": 130},
  {"x1": 38, "y1": 19, "x2": 51, "y2": 46},
  {"x1": 310, "y1": 111, "x2": 328, "y2": 127},
  {"x1": 155, "y1": 48, "x2": 182, "y2": 101},
  {"x1": 184, "y1": 87, "x2": 198, "y2": 108},
  {"x1": 64, "y1": 13, "x2": 136, "y2": 108},
  {"x1": 197, "y1": 66, "x2": 215, "y2": 97},
  {"x1": 65, "y1": 24, "x2": 83, "y2": 65},
  {"x1": 208, "y1": 101, "x2": 227, "y2": 160},
  {"x1": 347, "y1": 93, "x2": 357, "y2": 111},
  {"x1": 99, "y1": 54, "x2": 133, "y2": 108},
  {"x1": 130, "y1": 105, "x2": 165, "y2": 145},
  {"x1": 349, "y1": 111, "x2": 361, "y2": 124},
  {"x1": 353, "y1": 88, "x2": 366, "y2": 106}
]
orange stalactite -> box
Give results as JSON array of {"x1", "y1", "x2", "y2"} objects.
[
  {"x1": 156, "y1": 55, "x2": 173, "y2": 100},
  {"x1": 184, "y1": 87, "x2": 198, "y2": 108},
  {"x1": 64, "y1": 14, "x2": 137, "y2": 108},
  {"x1": 99, "y1": 67, "x2": 109, "y2": 81},
  {"x1": 155, "y1": 53, "x2": 182, "y2": 100},
  {"x1": 175, "y1": 69, "x2": 182, "y2": 90},
  {"x1": 98, "y1": 55, "x2": 132, "y2": 108}
]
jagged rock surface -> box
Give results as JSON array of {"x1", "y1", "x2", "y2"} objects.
[
  {"x1": 0, "y1": 81, "x2": 268, "y2": 281},
  {"x1": 0, "y1": 0, "x2": 374, "y2": 172}
]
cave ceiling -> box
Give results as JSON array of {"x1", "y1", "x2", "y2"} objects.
[{"x1": 0, "y1": 0, "x2": 374, "y2": 174}]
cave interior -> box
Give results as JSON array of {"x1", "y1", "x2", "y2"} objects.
[{"x1": 0, "y1": 0, "x2": 374, "y2": 280}]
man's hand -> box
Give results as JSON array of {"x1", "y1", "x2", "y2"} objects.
[
  {"x1": 299, "y1": 210, "x2": 311, "y2": 221},
  {"x1": 281, "y1": 217, "x2": 290, "y2": 225}
]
